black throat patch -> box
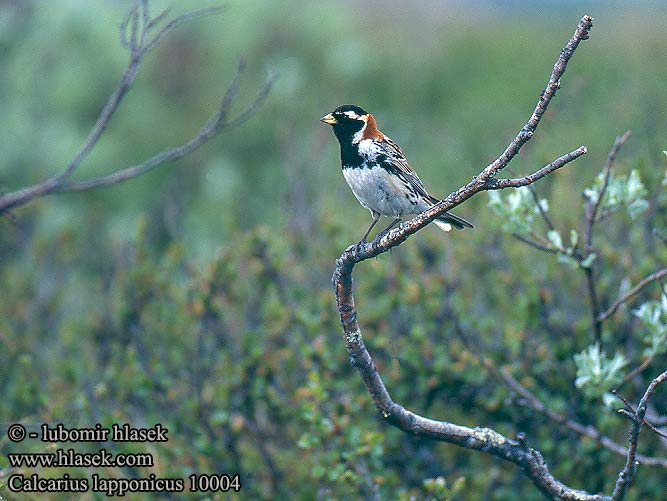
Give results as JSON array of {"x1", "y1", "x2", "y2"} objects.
[{"x1": 339, "y1": 141, "x2": 364, "y2": 168}]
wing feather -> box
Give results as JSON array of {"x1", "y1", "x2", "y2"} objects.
[{"x1": 379, "y1": 135, "x2": 434, "y2": 202}]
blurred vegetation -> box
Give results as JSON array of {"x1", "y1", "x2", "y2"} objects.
[{"x1": 1, "y1": 1, "x2": 666, "y2": 499}]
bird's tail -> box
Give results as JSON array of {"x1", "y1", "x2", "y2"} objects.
[
  {"x1": 433, "y1": 212, "x2": 474, "y2": 232},
  {"x1": 428, "y1": 195, "x2": 473, "y2": 232}
]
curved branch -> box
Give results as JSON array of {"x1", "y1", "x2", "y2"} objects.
[
  {"x1": 0, "y1": 2, "x2": 270, "y2": 214},
  {"x1": 338, "y1": 15, "x2": 594, "y2": 261},
  {"x1": 57, "y1": 67, "x2": 275, "y2": 192},
  {"x1": 476, "y1": 15, "x2": 593, "y2": 182},
  {"x1": 452, "y1": 321, "x2": 667, "y2": 468},
  {"x1": 330, "y1": 15, "x2": 628, "y2": 501},
  {"x1": 582, "y1": 131, "x2": 632, "y2": 342},
  {"x1": 338, "y1": 336, "x2": 608, "y2": 501},
  {"x1": 597, "y1": 267, "x2": 667, "y2": 323},
  {"x1": 611, "y1": 371, "x2": 667, "y2": 501}
]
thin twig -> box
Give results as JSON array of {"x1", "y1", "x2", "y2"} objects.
[
  {"x1": 611, "y1": 371, "x2": 667, "y2": 501},
  {"x1": 597, "y1": 268, "x2": 667, "y2": 322},
  {"x1": 512, "y1": 233, "x2": 560, "y2": 254},
  {"x1": 611, "y1": 390, "x2": 667, "y2": 440},
  {"x1": 526, "y1": 183, "x2": 556, "y2": 231},
  {"x1": 487, "y1": 147, "x2": 587, "y2": 190},
  {"x1": 581, "y1": 131, "x2": 632, "y2": 342},
  {"x1": 584, "y1": 131, "x2": 632, "y2": 244},
  {"x1": 454, "y1": 319, "x2": 667, "y2": 468},
  {"x1": 0, "y1": 2, "x2": 266, "y2": 215},
  {"x1": 143, "y1": 6, "x2": 225, "y2": 54},
  {"x1": 476, "y1": 16, "x2": 593, "y2": 183},
  {"x1": 58, "y1": 69, "x2": 275, "y2": 192},
  {"x1": 619, "y1": 355, "x2": 655, "y2": 387},
  {"x1": 585, "y1": 266, "x2": 603, "y2": 343}
]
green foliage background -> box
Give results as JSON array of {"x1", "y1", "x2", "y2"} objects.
[{"x1": 1, "y1": 1, "x2": 666, "y2": 499}]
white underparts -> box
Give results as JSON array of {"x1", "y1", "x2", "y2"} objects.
[{"x1": 342, "y1": 165, "x2": 430, "y2": 218}]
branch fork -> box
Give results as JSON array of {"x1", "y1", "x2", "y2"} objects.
[
  {"x1": 0, "y1": 1, "x2": 274, "y2": 215},
  {"x1": 331, "y1": 14, "x2": 664, "y2": 501}
]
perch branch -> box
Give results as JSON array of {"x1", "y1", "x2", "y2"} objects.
[{"x1": 332, "y1": 15, "x2": 610, "y2": 501}]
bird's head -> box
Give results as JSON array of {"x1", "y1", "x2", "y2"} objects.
[{"x1": 321, "y1": 104, "x2": 380, "y2": 144}]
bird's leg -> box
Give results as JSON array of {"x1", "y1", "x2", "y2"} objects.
[
  {"x1": 380, "y1": 217, "x2": 402, "y2": 235},
  {"x1": 360, "y1": 211, "x2": 381, "y2": 243}
]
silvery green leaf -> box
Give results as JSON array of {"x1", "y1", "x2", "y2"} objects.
[
  {"x1": 602, "y1": 392, "x2": 617, "y2": 408},
  {"x1": 605, "y1": 177, "x2": 622, "y2": 207},
  {"x1": 583, "y1": 187, "x2": 599, "y2": 204},
  {"x1": 574, "y1": 343, "x2": 627, "y2": 399},
  {"x1": 627, "y1": 199, "x2": 649, "y2": 219},
  {"x1": 487, "y1": 191, "x2": 501, "y2": 206},
  {"x1": 626, "y1": 170, "x2": 647, "y2": 198},
  {"x1": 557, "y1": 253, "x2": 578, "y2": 268},
  {"x1": 580, "y1": 252, "x2": 596, "y2": 268},
  {"x1": 487, "y1": 187, "x2": 545, "y2": 234},
  {"x1": 547, "y1": 230, "x2": 563, "y2": 249},
  {"x1": 532, "y1": 197, "x2": 549, "y2": 215},
  {"x1": 633, "y1": 299, "x2": 667, "y2": 356},
  {"x1": 570, "y1": 229, "x2": 579, "y2": 247}
]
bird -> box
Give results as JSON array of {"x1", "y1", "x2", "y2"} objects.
[{"x1": 320, "y1": 104, "x2": 472, "y2": 242}]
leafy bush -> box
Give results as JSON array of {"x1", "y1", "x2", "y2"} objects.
[{"x1": 1, "y1": 2, "x2": 666, "y2": 500}]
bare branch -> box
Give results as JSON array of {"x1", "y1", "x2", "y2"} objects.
[
  {"x1": 57, "y1": 69, "x2": 275, "y2": 192},
  {"x1": 579, "y1": 131, "x2": 632, "y2": 341},
  {"x1": 120, "y1": 4, "x2": 139, "y2": 49},
  {"x1": 0, "y1": 1, "x2": 270, "y2": 215},
  {"x1": 526, "y1": 182, "x2": 556, "y2": 232},
  {"x1": 337, "y1": 335, "x2": 608, "y2": 501},
  {"x1": 476, "y1": 15, "x2": 594, "y2": 182},
  {"x1": 597, "y1": 268, "x2": 667, "y2": 322},
  {"x1": 487, "y1": 146, "x2": 587, "y2": 190},
  {"x1": 612, "y1": 371, "x2": 667, "y2": 501},
  {"x1": 619, "y1": 355, "x2": 656, "y2": 387},
  {"x1": 144, "y1": 6, "x2": 172, "y2": 33},
  {"x1": 143, "y1": 6, "x2": 225, "y2": 54},
  {"x1": 454, "y1": 322, "x2": 667, "y2": 468},
  {"x1": 612, "y1": 390, "x2": 667, "y2": 440},
  {"x1": 332, "y1": 15, "x2": 609, "y2": 501},
  {"x1": 585, "y1": 266, "x2": 603, "y2": 343},
  {"x1": 584, "y1": 131, "x2": 632, "y2": 249}
]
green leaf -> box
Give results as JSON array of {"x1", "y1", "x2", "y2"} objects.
[
  {"x1": 580, "y1": 252, "x2": 597, "y2": 269},
  {"x1": 574, "y1": 343, "x2": 627, "y2": 399},
  {"x1": 632, "y1": 295, "x2": 667, "y2": 356},
  {"x1": 487, "y1": 187, "x2": 549, "y2": 234},
  {"x1": 583, "y1": 169, "x2": 648, "y2": 219},
  {"x1": 547, "y1": 230, "x2": 563, "y2": 249},
  {"x1": 569, "y1": 229, "x2": 579, "y2": 247}
]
